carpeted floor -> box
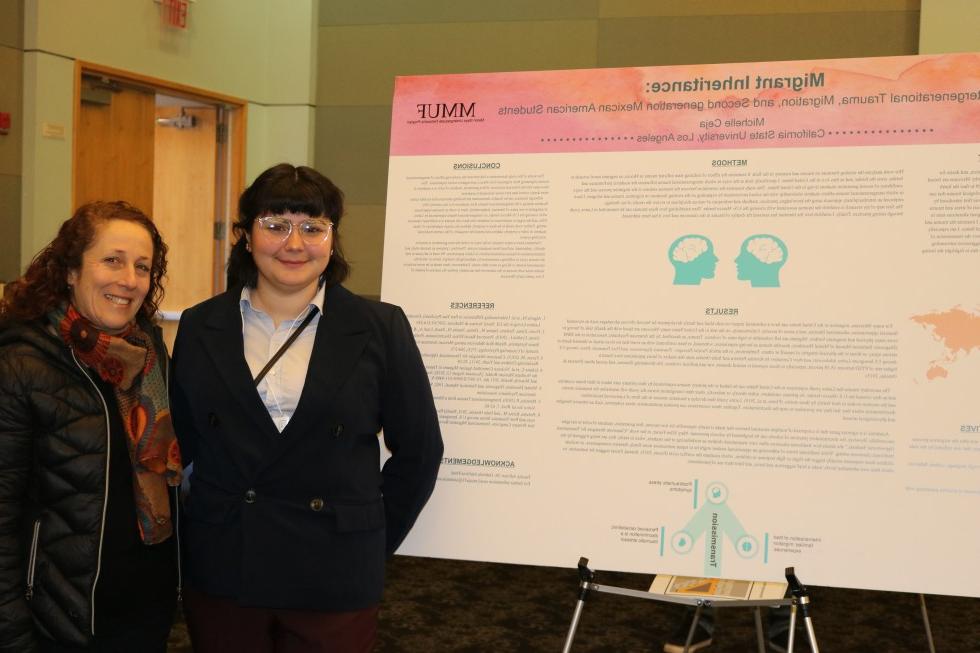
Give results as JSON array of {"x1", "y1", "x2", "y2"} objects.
[{"x1": 167, "y1": 555, "x2": 980, "y2": 652}]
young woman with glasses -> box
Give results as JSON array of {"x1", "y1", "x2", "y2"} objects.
[{"x1": 170, "y1": 163, "x2": 443, "y2": 652}]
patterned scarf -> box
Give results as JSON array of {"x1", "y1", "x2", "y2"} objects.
[{"x1": 48, "y1": 304, "x2": 182, "y2": 545}]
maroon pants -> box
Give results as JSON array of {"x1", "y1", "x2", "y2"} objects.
[{"x1": 183, "y1": 587, "x2": 378, "y2": 653}]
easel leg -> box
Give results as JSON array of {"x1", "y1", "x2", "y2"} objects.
[
  {"x1": 562, "y1": 558, "x2": 596, "y2": 653},
  {"x1": 562, "y1": 596, "x2": 587, "y2": 653},
  {"x1": 784, "y1": 568, "x2": 819, "y2": 653},
  {"x1": 919, "y1": 594, "x2": 936, "y2": 653},
  {"x1": 787, "y1": 603, "x2": 797, "y2": 653},
  {"x1": 754, "y1": 607, "x2": 766, "y2": 653},
  {"x1": 682, "y1": 604, "x2": 704, "y2": 653},
  {"x1": 802, "y1": 615, "x2": 820, "y2": 653}
]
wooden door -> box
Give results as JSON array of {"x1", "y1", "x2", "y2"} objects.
[
  {"x1": 152, "y1": 105, "x2": 218, "y2": 348},
  {"x1": 75, "y1": 83, "x2": 155, "y2": 213},
  {"x1": 73, "y1": 63, "x2": 247, "y2": 349}
]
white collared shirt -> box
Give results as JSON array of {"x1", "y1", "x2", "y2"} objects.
[{"x1": 239, "y1": 284, "x2": 324, "y2": 432}]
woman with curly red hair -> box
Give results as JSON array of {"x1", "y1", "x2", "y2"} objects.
[{"x1": 0, "y1": 201, "x2": 182, "y2": 652}]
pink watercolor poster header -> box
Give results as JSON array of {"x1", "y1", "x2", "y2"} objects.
[{"x1": 389, "y1": 53, "x2": 980, "y2": 156}]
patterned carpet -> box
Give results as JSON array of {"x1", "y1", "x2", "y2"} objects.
[{"x1": 168, "y1": 555, "x2": 980, "y2": 652}]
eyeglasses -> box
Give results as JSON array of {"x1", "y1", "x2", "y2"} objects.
[{"x1": 255, "y1": 216, "x2": 334, "y2": 244}]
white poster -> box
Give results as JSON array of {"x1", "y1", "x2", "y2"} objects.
[{"x1": 382, "y1": 54, "x2": 980, "y2": 596}]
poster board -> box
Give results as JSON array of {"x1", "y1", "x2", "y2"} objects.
[{"x1": 381, "y1": 53, "x2": 980, "y2": 597}]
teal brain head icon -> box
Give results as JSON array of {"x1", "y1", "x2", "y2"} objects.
[
  {"x1": 669, "y1": 235, "x2": 718, "y2": 285},
  {"x1": 735, "y1": 234, "x2": 787, "y2": 287}
]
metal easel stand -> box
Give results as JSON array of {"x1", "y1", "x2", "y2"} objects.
[
  {"x1": 784, "y1": 567, "x2": 819, "y2": 653},
  {"x1": 562, "y1": 558, "x2": 820, "y2": 653},
  {"x1": 919, "y1": 594, "x2": 936, "y2": 653}
]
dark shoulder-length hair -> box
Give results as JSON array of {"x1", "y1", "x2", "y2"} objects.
[
  {"x1": 0, "y1": 201, "x2": 167, "y2": 324},
  {"x1": 227, "y1": 163, "x2": 351, "y2": 289}
]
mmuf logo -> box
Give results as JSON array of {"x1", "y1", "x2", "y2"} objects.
[{"x1": 416, "y1": 102, "x2": 477, "y2": 120}]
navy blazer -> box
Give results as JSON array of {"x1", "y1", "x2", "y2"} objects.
[{"x1": 170, "y1": 283, "x2": 442, "y2": 611}]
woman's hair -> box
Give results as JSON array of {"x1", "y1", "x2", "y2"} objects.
[
  {"x1": 0, "y1": 201, "x2": 168, "y2": 324},
  {"x1": 227, "y1": 163, "x2": 351, "y2": 288}
]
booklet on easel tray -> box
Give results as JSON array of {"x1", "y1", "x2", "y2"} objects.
[{"x1": 649, "y1": 575, "x2": 787, "y2": 601}]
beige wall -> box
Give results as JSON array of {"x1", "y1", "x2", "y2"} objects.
[
  {"x1": 245, "y1": 104, "x2": 317, "y2": 185},
  {"x1": 315, "y1": 0, "x2": 922, "y2": 298},
  {"x1": 20, "y1": 51, "x2": 73, "y2": 277},
  {"x1": 26, "y1": 0, "x2": 316, "y2": 105},
  {"x1": 920, "y1": 0, "x2": 980, "y2": 53},
  {"x1": 0, "y1": 0, "x2": 23, "y2": 280},
  {"x1": 18, "y1": 0, "x2": 318, "y2": 269}
]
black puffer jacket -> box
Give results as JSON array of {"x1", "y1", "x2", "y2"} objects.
[{"x1": 0, "y1": 319, "x2": 177, "y2": 651}]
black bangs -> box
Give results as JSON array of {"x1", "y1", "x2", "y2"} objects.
[
  {"x1": 253, "y1": 176, "x2": 330, "y2": 219},
  {"x1": 239, "y1": 163, "x2": 344, "y2": 224}
]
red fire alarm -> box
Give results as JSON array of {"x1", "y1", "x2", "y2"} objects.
[{"x1": 0, "y1": 112, "x2": 11, "y2": 135}]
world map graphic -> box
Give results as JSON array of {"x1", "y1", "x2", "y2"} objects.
[{"x1": 910, "y1": 307, "x2": 980, "y2": 380}]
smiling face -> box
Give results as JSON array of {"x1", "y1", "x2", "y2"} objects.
[
  {"x1": 66, "y1": 219, "x2": 154, "y2": 333},
  {"x1": 249, "y1": 211, "x2": 333, "y2": 298}
]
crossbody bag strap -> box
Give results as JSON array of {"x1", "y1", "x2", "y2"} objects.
[{"x1": 253, "y1": 307, "x2": 318, "y2": 386}]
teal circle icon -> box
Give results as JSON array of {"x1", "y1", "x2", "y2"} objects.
[
  {"x1": 705, "y1": 482, "x2": 728, "y2": 505},
  {"x1": 671, "y1": 530, "x2": 695, "y2": 554},
  {"x1": 735, "y1": 535, "x2": 759, "y2": 559}
]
